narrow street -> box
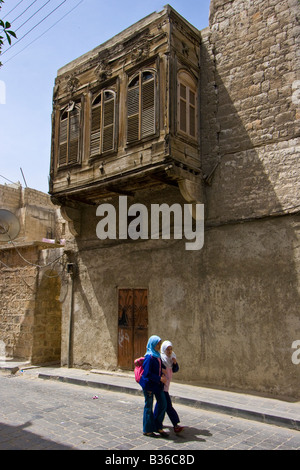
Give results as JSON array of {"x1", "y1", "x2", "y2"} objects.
[{"x1": 0, "y1": 371, "x2": 299, "y2": 452}]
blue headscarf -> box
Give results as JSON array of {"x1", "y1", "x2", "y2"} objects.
[{"x1": 145, "y1": 335, "x2": 161, "y2": 358}]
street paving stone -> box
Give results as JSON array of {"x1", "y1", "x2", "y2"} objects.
[{"x1": 0, "y1": 370, "x2": 299, "y2": 451}]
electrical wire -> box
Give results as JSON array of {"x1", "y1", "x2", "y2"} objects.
[
  {"x1": 1, "y1": 0, "x2": 51, "y2": 45},
  {"x1": 0, "y1": 255, "x2": 67, "y2": 289},
  {"x1": 1, "y1": 0, "x2": 84, "y2": 65},
  {"x1": 1, "y1": 0, "x2": 26, "y2": 20},
  {"x1": 9, "y1": 0, "x2": 39, "y2": 25},
  {"x1": 1, "y1": 0, "x2": 68, "y2": 57},
  {"x1": 0, "y1": 174, "x2": 17, "y2": 184},
  {"x1": 12, "y1": 0, "x2": 51, "y2": 35},
  {"x1": 6, "y1": 235, "x2": 65, "y2": 268},
  {"x1": 0, "y1": 258, "x2": 36, "y2": 291}
]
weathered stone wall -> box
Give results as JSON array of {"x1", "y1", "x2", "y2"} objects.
[
  {"x1": 0, "y1": 184, "x2": 22, "y2": 214},
  {"x1": 0, "y1": 245, "x2": 64, "y2": 363},
  {"x1": 201, "y1": 0, "x2": 299, "y2": 223},
  {"x1": 0, "y1": 246, "x2": 38, "y2": 359},
  {"x1": 60, "y1": 187, "x2": 195, "y2": 370},
  {"x1": 32, "y1": 248, "x2": 64, "y2": 364},
  {"x1": 62, "y1": 200, "x2": 299, "y2": 399},
  {"x1": 0, "y1": 184, "x2": 65, "y2": 243},
  {"x1": 197, "y1": 215, "x2": 299, "y2": 399},
  {"x1": 21, "y1": 188, "x2": 58, "y2": 242},
  {"x1": 197, "y1": 0, "x2": 300, "y2": 397},
  {"x1": 0, "y1": 184, "x2": 69, "y2": 362},
  {"x1": 0, "y1": 182, "x2": 66, "y2": 363}
]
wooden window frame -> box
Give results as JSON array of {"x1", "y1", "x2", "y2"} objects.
[
  {"x1": 58, "y1": 101, "x2": 82, "y2": 168},
  {"x1": 177, "y1": 70, "x2": 198, "y2": 141},
  {"x1": 90, "y1": 88, "x2": 117, "y2": 158},
  {"x1": 127, "y1": 69, "x2": 157, "y2": 144}
]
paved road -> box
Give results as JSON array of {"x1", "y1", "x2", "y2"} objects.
[{"x1": 0, "y1": 371, "x2": 299, "y2": 452}]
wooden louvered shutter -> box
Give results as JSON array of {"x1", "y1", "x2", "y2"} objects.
[
  {"x1": 90, "y1": 95, "x2": 101, "y2": 157},
  {"x1": 58, "y1": 103, "x2": 81, "y2": 166},
  {"x1": 179, "y1": 83, "x2": 187, "y2": 133},
  {"x1": 127, "y1": 84, "x2": 139, "y2": 143},
  {"x1": 59, "y1": 112, "x2": 68, "y2": 166},
  {"x1": 127, "y1": 71, "x2": 156, "y2": 143},
  {"x1": 178, "y1": 72, "x2": 197, "y2": 139},
  {"x1": 68, "y1": 107, "x2": 80, "y2": 164},
  {"x1": 141, "y1": 74, "x2": 155, "y2": 138},
  {"x1": 189, "y1": 90, "x2": 196, "y2": 137},
  {"x1": 102, "y1": 91, "x2": 115, "y2": 152}
]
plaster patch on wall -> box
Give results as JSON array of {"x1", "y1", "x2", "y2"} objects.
[{"x1": 0, "y1": 340, "x2": 7, "y2": 360}]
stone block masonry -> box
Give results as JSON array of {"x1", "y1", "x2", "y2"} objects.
[
  {"x1": 0, "y1": 244, "x2": 63, "y2": 363},
  {"x1": 0, "y1": 183, "x2": 66, "y2": 243},
  {"x1": 0, "y1": 246, "x2": 39, "y2": 359},
  {"x1": 196, "y1": 0, "x2": 300, "y2": 398},
  {"x1": 0, "y1": 184, "x2": 67, "y2": 363},
  {"x1": 202, "y1": 0, "x2": 299, "y2": 225}
]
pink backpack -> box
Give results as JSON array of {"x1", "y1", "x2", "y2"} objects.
[{"x1": 134, "y1": 356, "x2": 145, "y2": 383}]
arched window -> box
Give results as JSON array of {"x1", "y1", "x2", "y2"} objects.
[
  {"x1": 58, "y1": 101, "x2": 81, "y2": 167},
  {"x1": 127, "y1": 70, "x2": 156, "y2": 143},
  {"x1": 177, "y1": 71, "x2": 198, "y2": 140},
  {"x1": 90, "y1": 89, "x2": 116, "y2": 156}
]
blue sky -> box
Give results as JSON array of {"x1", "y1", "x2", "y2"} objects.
[{"x1": 0, "y1": 0, "x2": 210, "y2": 193}]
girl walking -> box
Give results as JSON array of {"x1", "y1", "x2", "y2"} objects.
[
  {"x1": 139, "y1": 335, "x2": 169, "y2": 437},
  {"x1": 156, "y1": 340, "x2": 184, "y2": 433}
]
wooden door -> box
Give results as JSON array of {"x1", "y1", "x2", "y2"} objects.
[
  {"x1": 133, "y1": 289, "x2": 148, "y2": 360},
  {"x1": 118, "y1": 288, "x2": 148, "y2": 370}
]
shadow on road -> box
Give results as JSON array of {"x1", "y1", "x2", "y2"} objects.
[
  {"x1": 164, "y1": 426, "x2": 213, "y2": 444},
  {"x1": 0, "y1": 421, "x2": 73, "y2": 450}
]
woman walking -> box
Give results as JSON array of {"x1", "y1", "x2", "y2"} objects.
[
  {"x1": 139, "y1": 335, "x2": 168, "y2": 437},
  {"x1": 156, "y1": 340, "x2": 184, "y2": 433}
]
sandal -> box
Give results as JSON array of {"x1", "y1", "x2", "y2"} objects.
[
  {"x1": 174, "y1": 425, "x2": 184, "y2": 433},
  {"x1": 143, "y1": 432, "x2": 159, "y2": 438},
  {"x1": 158, "y1": 430, "x2": 169, "y2": 437}
]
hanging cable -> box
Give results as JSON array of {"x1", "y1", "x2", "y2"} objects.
[
  {"x1": 0, "y1": 258, "x2": 36, "y2": 291},
  {"x1": 11, "y1": 0, "x2": 51, "y2": 35},
  {"x1": 9, "y1": 0, "x2": 39, "y2": 25},
  {"x1": 5, "y1": 233, "x2": 66, "y2": 269},
  {"x1": 1, "y1": 0, "x2": 68, "y2": 57},
  {"x1": 1, "y1": 0, "x2": 26, "y2": 20},
  {"x1": 2, "y1": 0, "x2": 84, "y2": 65},
  {"x1": 0, "y1": 174, "x2": 17, "y2": 184}
]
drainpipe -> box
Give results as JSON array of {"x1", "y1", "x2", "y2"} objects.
[{"x1": 67, "y1": 262, "x2": 76, "y2": 368}]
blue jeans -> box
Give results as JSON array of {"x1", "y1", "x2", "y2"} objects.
[
  {"x1": 142, "y1": 389, "x2": 167, "y2": 433},
  {"x1": 164, "y1": 391, "x2": 180, "y2": 426}
]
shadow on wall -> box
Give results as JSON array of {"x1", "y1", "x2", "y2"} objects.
[{"x1": 196, "y1": 8, "x2": 300, "y2": 398}]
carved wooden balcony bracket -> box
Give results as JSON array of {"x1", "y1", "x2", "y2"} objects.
[
  {"x1": 164, "y1": 164, "x2": 204, "y2": 218},
  {"x1": 60, "y1": 205, "x2": 81, "y2": 237},
  {"x1": 51, "y1": 197, "x2": 81, "y2": 237}
]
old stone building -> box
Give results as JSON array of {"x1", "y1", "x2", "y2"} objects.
[
  {"x1": 49, "y1": 1, "x2": 300, "y2": 399},
  {"x1": 0, "y1": 184, "x2": 67, "y2": 363}
]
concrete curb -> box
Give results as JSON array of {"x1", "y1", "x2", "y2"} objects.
[
  {"x1": 38, "y1": 372, "x2": 142, "y2": 396},
  {"x1": 170, "y1": 395, "x2": 300, "y2": 431}
]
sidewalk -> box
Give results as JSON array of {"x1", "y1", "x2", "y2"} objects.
[{"x1": 1, "y1": 361, "x2": 300, "y2": 431}]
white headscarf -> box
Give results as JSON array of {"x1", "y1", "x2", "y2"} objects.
[{"x1": 161, "y1": 340, "x2": 176, "y2": 368}]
